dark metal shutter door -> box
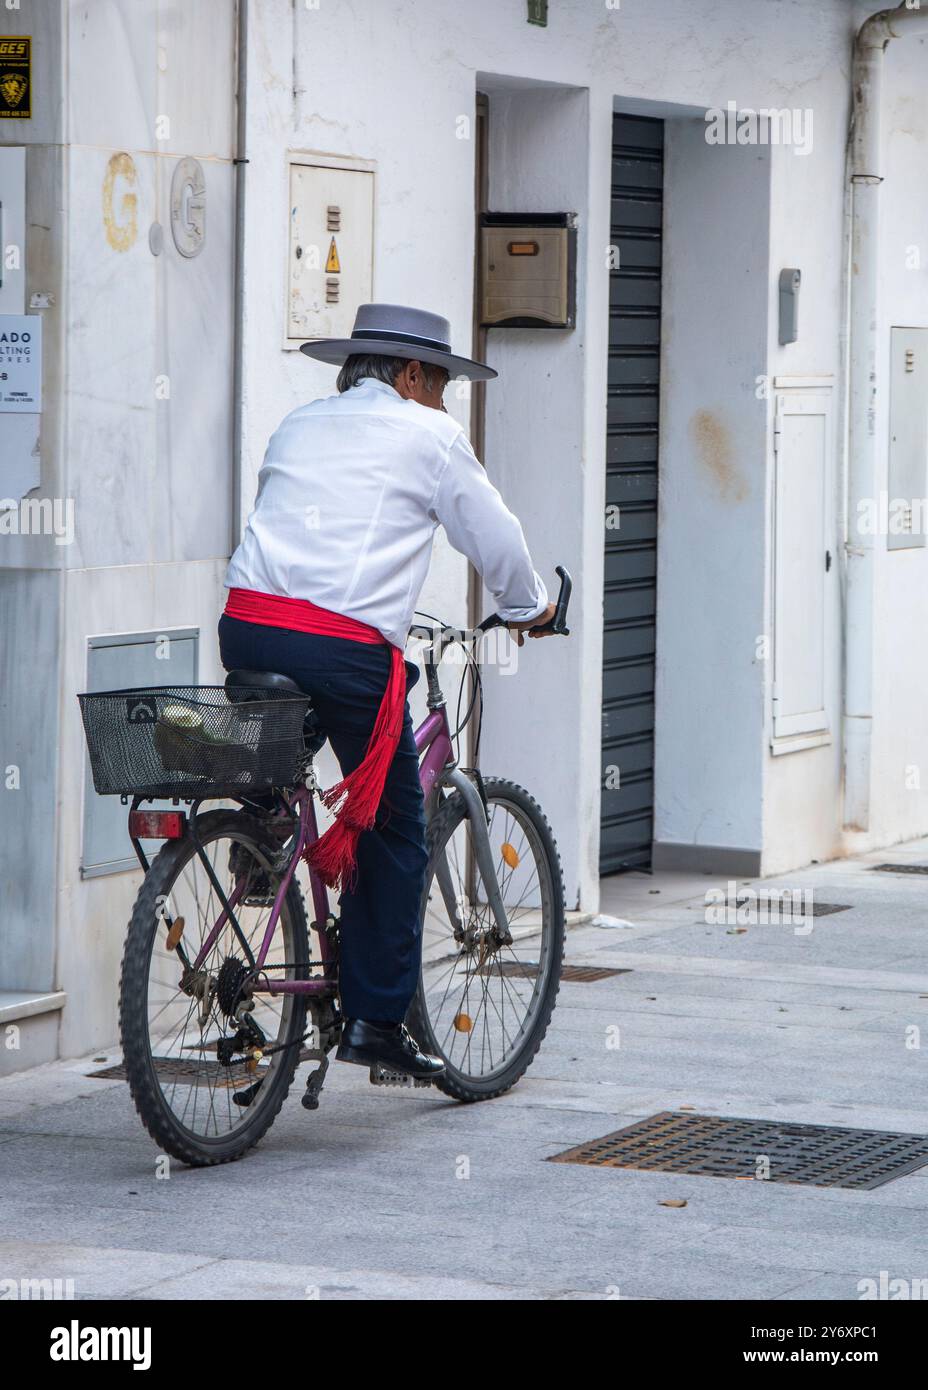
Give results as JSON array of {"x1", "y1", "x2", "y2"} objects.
[{"x1": 600, "y1": 113, "x2": 663, "y2": 874}]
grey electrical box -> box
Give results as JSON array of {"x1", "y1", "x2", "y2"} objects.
[
  {"x1": 479, "y1": 213, "x2": 576, "y2": 329},
  {"x1": 887, "y1": 326, "x2": 928, "y2": 552},
  {"x1": 287, "y1": 158, "x2": 374, "y2": 347},
  {"x1": 82, "y1": 629, "x2": 198, "y2": 876},
  {"x1": 778, "y1": 268, "x2": 801, "y2": 345}
]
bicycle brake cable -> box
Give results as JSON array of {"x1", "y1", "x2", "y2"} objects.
[{"x1": 411, "y1": 608, "x2": 484, "y2": 753}]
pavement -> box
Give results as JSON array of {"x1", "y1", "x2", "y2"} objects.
[{"x1": 2, "y1": 839, "x2": 928, "y2": 1301}]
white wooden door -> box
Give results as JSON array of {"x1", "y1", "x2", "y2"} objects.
[{"x1": 772, "y1": 391, "x2": 833, "y2": 740}]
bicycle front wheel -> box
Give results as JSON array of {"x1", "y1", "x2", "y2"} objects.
[
  {"x1": 407, "y1": 777, "x2": 565, "y2": 1101},
  {"x1": 119, "y1": 810, "x2": 310, "y2": 1166}
]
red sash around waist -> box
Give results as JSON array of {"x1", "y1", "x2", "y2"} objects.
[{"x1": 224, "y1": 587, "x2": 406, "y2": 893}]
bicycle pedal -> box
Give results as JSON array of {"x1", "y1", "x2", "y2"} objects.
[{"x1": 369, "y1": 1064, "x2": 432, "y2": 1089}]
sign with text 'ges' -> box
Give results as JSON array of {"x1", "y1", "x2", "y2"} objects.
[{"x1": 0, "y1": 37, "x2": 31, "y2": 119}]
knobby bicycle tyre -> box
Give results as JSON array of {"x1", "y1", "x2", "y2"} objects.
[
  {"x1": 407, "y1": 777, "x2": 566, "y2": 1102},
  {"x1": 119, "y1": 810, "x2": 310, "y2": 1166}
]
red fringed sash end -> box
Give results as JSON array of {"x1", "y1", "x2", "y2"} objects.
[
  {"x1": 224, "y1": 587, "x2": 408, "y2": 895},
  {"x1": 302, "y1": 642, "x2": 407, "y2": 892}
]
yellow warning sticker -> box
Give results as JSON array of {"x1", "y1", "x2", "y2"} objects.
[{"x1": 325, "y1": 237, "x2": 340, "y2": 273}]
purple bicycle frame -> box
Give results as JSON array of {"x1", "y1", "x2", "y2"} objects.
[{"x1": 186, "y1": 702, "x2": 454, "y2": 998}]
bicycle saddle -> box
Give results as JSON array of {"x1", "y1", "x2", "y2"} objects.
[
  {"x1": 224, "y1": 669, "x2": 306, "y2": 698},
  {"x1": 225, "y1": 670, "x2": 325, "y2": 755}
]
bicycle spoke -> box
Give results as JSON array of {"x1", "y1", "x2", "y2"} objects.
[
  {"x1": 418, "y1": 791, "x2": 556, "y2": 1081},
  {"x1": 138, "y1": 822, "x2": 302, "y2": 1144}
]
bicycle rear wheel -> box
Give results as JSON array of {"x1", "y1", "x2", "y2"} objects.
[
  {"x1": 407, "y1": 777, "x2": 565, "y2": 1101},
  {"x1": 119, "y1": 809, "x2": 310, "y2": 1166}
]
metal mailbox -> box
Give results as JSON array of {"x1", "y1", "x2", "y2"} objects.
[{"x1": 479, "y1": 212, "x2": 576, "y2": 329}]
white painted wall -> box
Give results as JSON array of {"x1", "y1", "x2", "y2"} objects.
[
  {"x1": 759, "y1": 41, "x2": 852, "y2": 875},
  {"x1": 53, "y1": 0, "x2": 239, "y2": 1062},
  {"x1": 1, "y1": 0, "x2": 238, "y2": 1070},
  {"x1": 244, "y1": 0, "x2": 873, "y2": 903},
  {"x1": 654, "y1": 120, "x2": 771, "y2": 870},
  {"x1": 480, "y1": 83, "x2": 605, "y2": 913},
  {"x1": 8, "y1": 0, "x2": 928, "y2": 1070},
  {"x1": 863, "y1": 29, "x2": 928, "y2": 853}
]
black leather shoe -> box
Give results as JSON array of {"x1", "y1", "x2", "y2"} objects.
[{"x1": 336, "y1": 1019, "x2": 445, "y2": 1080}]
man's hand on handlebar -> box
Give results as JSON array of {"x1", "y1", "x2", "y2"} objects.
[
  {"x1": 476, "y1": 569, "x2": 572, "y2": 641},
  {"x1": 508, "y1": 602, "x2": 558, "y2": 646}
]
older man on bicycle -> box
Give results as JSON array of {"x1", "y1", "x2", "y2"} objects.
[{"x1": 219, "y1": 303, "x2": 555, "y2": 1081}]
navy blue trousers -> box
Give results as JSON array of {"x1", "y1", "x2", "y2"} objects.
[{"x1": 218, "y1": 614, "x2": 428, "y2": 1025}]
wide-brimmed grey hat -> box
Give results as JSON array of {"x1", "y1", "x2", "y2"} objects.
[{"x1": 300, "y1": 303, "x2": 497, "y2": 381}]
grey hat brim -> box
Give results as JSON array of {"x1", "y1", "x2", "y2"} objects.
[{"x1": 300, "y1": 337, "x2": 497, "y2": 382}]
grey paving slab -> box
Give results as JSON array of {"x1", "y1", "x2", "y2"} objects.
[
  {"x1": 138, "y1": 1256, "x2": 571, "y2": 1301},
  {"x1": 702, "y1": 1228, "x2": 928, "y2": 1279},
  {"x1": 773, "y1": 1272, "x2": 879, "y2": 1300},
  {"x1": 560, "y1": 1173, "x2": 928, "y2": 1240},
  {"x1": 0, "y1": 1237, "x2": 216, "y2": 1300},
  {"x1": 3, "y1": 847, "x2": 928, "y2": 1298}
]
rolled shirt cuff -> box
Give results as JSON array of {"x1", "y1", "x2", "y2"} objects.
[{"x1": 496, "y1": 571, "x2": 549, "y2": 624}]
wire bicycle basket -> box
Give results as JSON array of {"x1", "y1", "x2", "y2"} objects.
[{"x1": 78, "y1": 686, "x2": 311, "y2": 799}]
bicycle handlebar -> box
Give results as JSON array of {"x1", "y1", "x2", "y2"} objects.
[{"x1": 477, "y1": 565, "x2": 572, "y2": 637}]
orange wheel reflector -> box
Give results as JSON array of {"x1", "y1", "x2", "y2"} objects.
[
  {"x1": 453, "y1": 1012, "x2": 473, "y2": 1033},
  {"x1": 500, "y1": 842, "x2": 520, "y2": 869},
  {"x1": 165, "y1": 916, "x2": 185, "y2": 950}
]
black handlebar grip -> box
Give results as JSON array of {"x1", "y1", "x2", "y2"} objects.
[
  {"x1": 526, "y1": 565, "x2": 571, "y2": 636},
  {"x1": 477, "y1": 566, "x2": 572, "y2": 636}
]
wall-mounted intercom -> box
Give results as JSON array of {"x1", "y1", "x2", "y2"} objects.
[
  {"x1": 887, "y1": 326, "x2": 928, "y2": 551},
  {"x1": 479, "y1": 212, "x2": 577, "y2": 329},
  {"x1": 778, "y1": 268, "x2": 801, "y2": 345}
]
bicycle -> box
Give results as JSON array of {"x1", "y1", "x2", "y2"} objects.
[{"x1": 78, "y1": 568, "x2": 572, "y2": 1166}]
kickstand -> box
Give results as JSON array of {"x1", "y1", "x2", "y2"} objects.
[{"x1": 300, "y1": 1049, "x2": 329, "y2": 1110}]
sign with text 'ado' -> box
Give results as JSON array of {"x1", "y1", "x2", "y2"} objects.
[{"x1": 0, "y1": 313, "x2": 41, "y2": 411}]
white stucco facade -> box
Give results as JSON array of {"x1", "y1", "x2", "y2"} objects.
[{"x1": 2, "y1": 0, "x2": 928, "y2": 1072}]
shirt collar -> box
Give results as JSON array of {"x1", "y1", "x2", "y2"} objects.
[{"x1": 359, "y1": 376, "x2": 402, "y2": 400}]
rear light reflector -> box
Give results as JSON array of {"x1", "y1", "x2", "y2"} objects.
[{"x1": 128, "y1": 810, "x2": 187, "y2": 840}]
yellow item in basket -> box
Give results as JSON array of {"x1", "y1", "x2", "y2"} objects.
[{"x1": 161, "y1": 703, "x2": 204, "y2": 731}]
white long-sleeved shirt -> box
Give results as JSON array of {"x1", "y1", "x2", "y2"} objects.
[{"x1": 225, "y1": 377, "x2": 548, "y2": 649}]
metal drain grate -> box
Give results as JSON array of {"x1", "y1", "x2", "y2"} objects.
[
  {"x1": 549, "y1": 1111, "x2": 928, "y2": 1189},
  {"x1": 561, "y1": 964, "x2": 631, "y2": 982},
  {"x1": 491, "y1": 961, "x2": 630, "y2": 982},
  {"x1": 872, "y1": 863, "x2": 928, "y2": 875},
  {"x1": 726, "y1": 897, "x2": 850, "y2": 917}
]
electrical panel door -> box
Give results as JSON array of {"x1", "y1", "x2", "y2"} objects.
[{"x1": 286, "y1": 160, "x2": 373, "y2": 346}]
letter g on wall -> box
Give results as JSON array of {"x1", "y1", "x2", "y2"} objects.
[{"x1": 102, "y1": 152, "x2": 139, "y2": 253}]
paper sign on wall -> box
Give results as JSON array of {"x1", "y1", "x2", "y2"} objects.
[
  {"x1": 0, "y1": 312, "x2": 41, "y2": 410},
  {"x1": 0, "y1": 37, "x2": 31, "y2": 119}
]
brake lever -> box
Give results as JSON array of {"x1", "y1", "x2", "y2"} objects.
[{"x1": 477, "y1": 613, "x2": 506, "y2": 632}]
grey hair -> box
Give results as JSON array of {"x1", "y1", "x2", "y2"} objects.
[{"x1": 336, "y1": 352, "x2": 445, "y2": 394}]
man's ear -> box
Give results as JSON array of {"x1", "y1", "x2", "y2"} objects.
[{"x1": 393, "y1": 360, "x2": 417, "y2": 398}]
